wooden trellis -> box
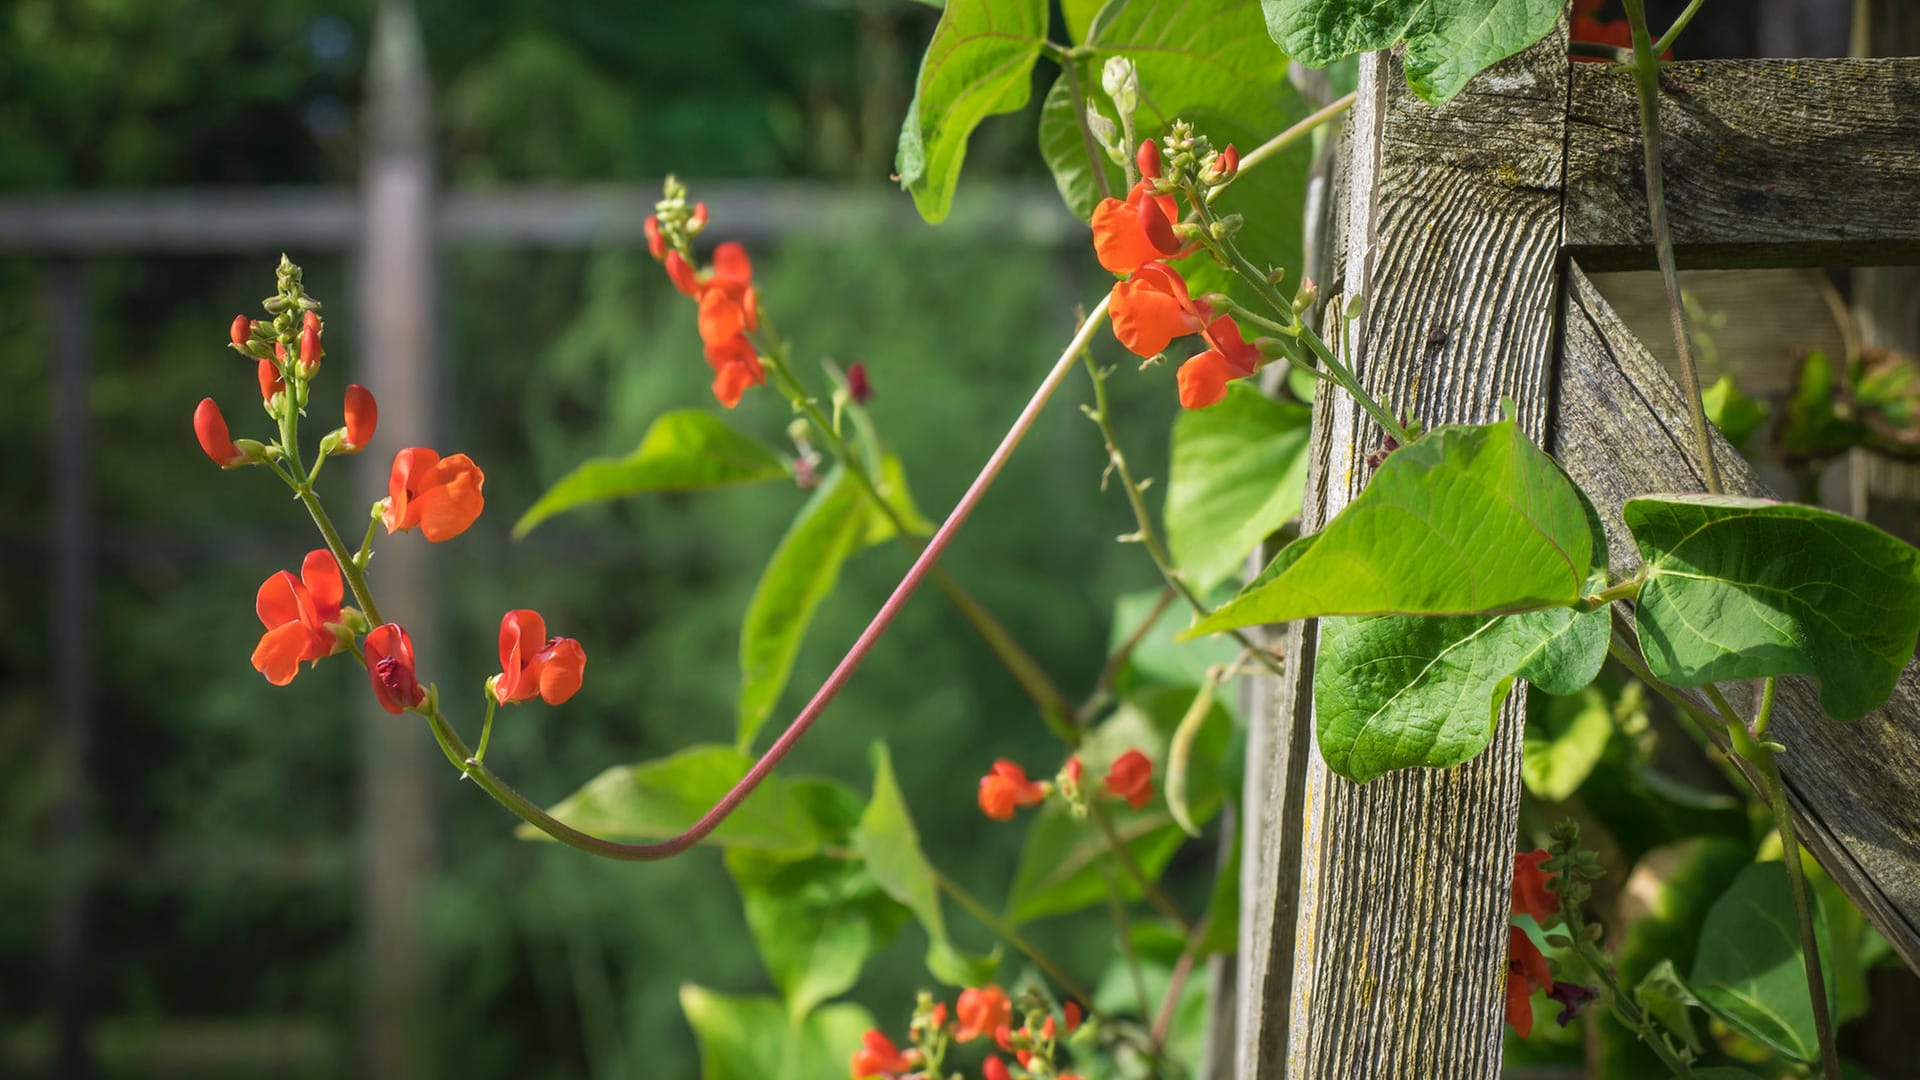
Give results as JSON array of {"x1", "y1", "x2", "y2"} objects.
[{"x1": 1237, "y1": 10, "x2": 1920, "y2": 1076}]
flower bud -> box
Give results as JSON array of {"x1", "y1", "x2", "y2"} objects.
[
  {"x1": 257, "y1": 357, "x2": 285, "y2": 402},
  {"x1": 689, "y1": 201, "x2": 708, "y2": 232},
  {"x1": 1294, "y1": 275, "x2": 1320, "y2": 315},
  {"x1": 230, "y1": 314, "x2": 252, "y2": 348},
  {"x1": 846, "y1": 361, "x2": 872, "y2": 404},
  {"x1": 342, "y1": 384, "x2": 378, "y2": 452},
  {"x1": 643, "y1": 215, "x2": 666, "y2": 259},
  {"x1": 298, "y1": 310, "x2": 323, "y2": 378},
  {"x1": 1210, "y1": 143, "x2": 1239, "y2": 182},
  {"x1": 194, "y1": 398, "x2": 248, "y2": 468},
  {"x1": 1102, "y1": 56, "x2": 1140, "y2": 118},
  {"x1": 1136, "y1": 139, "x2": 1162, "y2": 180}
]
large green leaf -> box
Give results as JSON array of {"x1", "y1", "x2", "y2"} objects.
[
  {"x1": 1625, "y1": 494, "x2": 1920, "y2": 721},
  {"x1": 1262, "y1": 0, "x2": 1563, "y2": 104},
  {"x1": 738, "y1": 468, "x2": 888, "y2": 750},
  {"x1": 1004, "y1": 686, "x2": 1226, "y2": 924},
  {"x1": 520, "y1": 744, "x2": 818, "y2": 855},
  {"x1": 1521, "y1": 684, "x2": 1615, "y2": 803},
  {"x1": 513, "y1": 410, "x2": 789, "y2": 537},
  {"x1": 726, "y1": 850, "x2": 911, "y2": 1021},
  {"x1": 680, "y1": 985, "x2": 875, "y2": 1080},
  {"x1": 1186, "y1": 419, "x2": 1594, "y2": 637},
  {"x1": 896, "y1": 0, "x2": 1049, "y2": 222},
  {"x1": 1165, "y1": 384, "x2": 1312, "y2": 593},
  {"x1": 1037, "y1": 0, "x2": 1303, "y2": 218},
  {"x1": 1690, "y1": 861, "x2": 1834, "y2": 1065},
  {"x1": 1314, "y1": 602, "x2": 1607, "y2": 783},
  {"x1": 854, "y1": 744, "x2": 996, "y2": 985}
]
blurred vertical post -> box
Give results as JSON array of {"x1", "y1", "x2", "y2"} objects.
[
  {"x1": 46, "y1": 258, "x2": 95, "y2": 1079},
  {"x1": 357, "y1": 0, "x2": 437, "y2": 1075}
]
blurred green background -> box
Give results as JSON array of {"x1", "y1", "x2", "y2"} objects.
[{"x1": 0, "y1": 1, "x2": 1202, "y2": 1076}]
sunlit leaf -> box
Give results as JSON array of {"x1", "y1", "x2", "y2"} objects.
[
  {"x1": 1263, "y1": 0, "x2": 1562, "y2": 104},
  {"x1": 680, "y1": 984, "x2": 876, "y2": 1080},
  {"x1": 1165, "y1": 384, "x2": 1312, "y2": 593},
  {"x1": 896, "y1": 0, "x2": 1049, "y2": 222},
  {"x1": 513, "y1": 410, "x2": 789, "y2": 537},
  {"x1": 1521, "y1": 685, "x2": 1615, "y2": 803}
]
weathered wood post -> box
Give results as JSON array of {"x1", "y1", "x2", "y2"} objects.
[{"x1": 1237, "y1": 17, "x2": 1572, "y2": 1076}]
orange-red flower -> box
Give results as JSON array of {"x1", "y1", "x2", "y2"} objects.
[
  {"x1": 1210, "y1": 143, "x2": 1240, "y2": 182},
  {"x1": 258, "y1": 358, "x2": 285, "y2": 402},
  {"x1": 341, "y1": 384, "x2": 378, "y2": 453},
  {"x1": 849, "y1": 1030, "x2": 918, "y2": 1079},
  {"x1": 230, "y1": 314, "x2": 252, "y2": 348},
  {"x1": 705, "y1": 333, "x2": 767, "y2": 410},
  {"x1": 983, "y1": 1055, "x2": 1013, "y2": 1080},
  {"x1": 643, "y1": 214, "x2": 666, "y2": 259},
  {"x1": 955, "y1": 985, "x2": 1011, "y2": 1042},
  {"x1": 1062, "y1": 1000, "x2": 1082, "y2": 1033},
  {"x1": 251, "y1": 549, "x2": 345, "y2": 685},
  {"x1": 695, "y1": 242, "x2": 758, "y2": 346},
  {"x1": 365, "y1": 622, "x2": 426, "y2": 714},
  {"x1": 978, "y1": 760, "x2": 1046, "y2": 820},
  {"x1": 1176, "y1": 314, "x2": 1262, "y2": 409},
  {"x1": 1137, "y1": 138, "x2": 1161, "y2": 179},
  {"x1": 194, "y1": 398, "x2": 247, "y2": 468},
  {"x1": 1110, "y1": 261, "x2": 1210, "y2": 358},
  {"x1": 1505, "y1": 925, "x2": 1553, "y2": 1037},
  {"x1": 1512, "y1": 849, "x2": 1557, "y2": 923},
  {"x1": 1571, "y1": 0, "x2": 1671, "y2": 60},
  {"x1": 1092, "y1": 180, "x2": 1183, "y2": 275},
  {"x1": 491, "y1": 609, "x2": 587, "y2": 706},
  {"x1": 1104, "y1": 749, "x2": 1155, "y2": 809},
  {"x1": 382, "y1": 447, "x2": 485, "y2": 542}
]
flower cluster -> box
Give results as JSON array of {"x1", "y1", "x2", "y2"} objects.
[
  {"x1": 976, "y1": 750, "x2": 1154, "y2": 821},
  {"x1": 1505, "y1": 847, "x2": 1595, "y2": 1037},
  {"x1": 851, "y1": 985, "x2": 1084, "y2": 1080},
  {"x1": 1092, "y1": 131, "x2": 1265, "y2": 409},
  {"x1": 644, "y1": 176, "x2": 767, "y2": 408},
  {"x1": 199, "y1": 257, "x2": 587, "y2": 724}
]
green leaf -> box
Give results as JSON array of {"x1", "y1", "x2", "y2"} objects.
[
  {"x1": 1521, "y1": 684, "x2": 1615, "y2": 803},
  {"x1": 1165, "y1": 385, "x2": 1312, "y2": 593},
  {"x1": 1702, "y1": 375, "x2": 1768, "y2": 448},
  {"x1": 519, "y1": 744, "x2": 818, "y2": 855},
  {"x1": 680, "y1": 984, "x2": 876, "y2": 1080},
  {"x1": 1625, "y1": 494, "x2": 1920, "y2": 721},
  {"x1": 854, "y1": 743, "x2": 996, "y2": 984},
  {"x1": 1691, "y1": 861, "x2": 1834, "y2": 1065},
  {"x1": 1263, "y1": 0, "x2": 1563, "y2": 104},
  {"x1": 1314, "y1": 602, "x2": 1607, "y2": 783},
  {"x1": 1061, "y1": 0, "x2": 1107, "y2": 43},
  {"x1": 738, "y1": 468, "x2": 883, "y2": 750},
  {"x1": 1188, "y1": 419, "x2": 1594, "y2": 636},
  {"x1": 513, "y1": 410, "x2": 789, "y2": 537},
  {"x1": 1004, "y1": 686, "x2": 1226, "y2": 924},
  {"x1": 1633, "y1": 960, "x2": 1704, "y2": 1053},
  {"x1": 726, "y1": 850, "x2": 911, "y2": 1021},
  {"x1": 1038, "y1": 0, "x2": 1305, "y2": 220},
  {"x1": 896, "y1": 0, "x2": 1049, "y2": 222}
]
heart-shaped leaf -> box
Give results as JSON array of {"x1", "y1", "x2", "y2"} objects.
[
  {"x1": 726, "y1": 849, "x2": 911, "y2": 1022},
  {"x1": 1314, "y1": 602, "x2": 1607, "y2": 783},
  {"x1": 1263, "y1": 0, "x2": 1563, "y2": 104},
  {"x1": 1690, "y1": 861, "x2": 1835, "y2": 1065},
  {"x1": 513, "y1": 409, "x2": 789, "y2": 537},
  {"x1": 896, "y1": 0, "x2": 1050, "y2": 223},
  {"x1": 1625, "y1": 494, "x2": 1920, "y2": 721},
  {"x1": 1186, "y1": 418, "x2": 1594, "y2": 637},
  {"x1": 1165, "y1": 384, "x2": 1312, "y2": 593}
]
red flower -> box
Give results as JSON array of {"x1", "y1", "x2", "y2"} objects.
[
  {"x1": 297, "y1": 310, "x2": 323, "y2": 378},
  {"x1": 1571, "y1": 0, "x2": 1672, "y2": 61},
  {"x1": 983, "y1": 1056, "x2": 1013, "y2": 1080},
  {"x1": 1505, "y1": 925, "x2": 1553, "y2": 1038},
  {"x1": 1137, "y1": 139, "x2": 1161, "y2": 180},
  {"x1": 955, "y1": 985, "x2": 1011, "y2": 1042},
  {"x1": 978, "y1": 760, "x2": 1046, "y2": 820},
  {"x1": 665, "y1": 251, "x2": 700, "y2": 297},
  {"x1": 230, "y1": 314, "x2": 252, "y2": 348},
  {"x1": 194, "y1": 398, "x2": 247, "y2": 468},
  {"x1": 341, "y1": 384, "x2": 378, "y2": 453},
  {"x1": 491, "y1": 609, "x2": 587, "y2": 706},
  {"x1": 1104, "y1": 749, "x2": 1154, "y2": 809},
  {"x1": 1176, "y1": 314, "x2": 1261, "y2": 409},
  {"x1": 1512, "y1": 849, "x2": 1557, "y2": 924},
  {"x1": 705, "y1": 333, "x2": 767, "y2": 409},
  {"x1": 257, "y1": 358, "x2": 285, "y2": 402},
  {"x1": 1091, "y1": 180, "x2": 1182, "y2": 275},
  {"x1": 251, "y1": 549, "x2": 345, "y2": 685},
  {"x1": 382, "y1": 447, "x2": 485, "y2": 542},
  {"x1": 849, "y1": 1030, "x2": 918, "y2": 1079},
  {"x1": 1110, "y1": 261, "x2": 1209, "y2": 358},
  {"x1": 1062, "y1": 1001, "x2": 1082, "y2": 1032},
  {"x1": 1210, "y1": 143, "x2": 1240, "y2": 182},
  {"x1": 695, "y1": 242, "x2": 758, "y2": 347},
  {"x1": 643, "y1": 215, "x2": 666, "y2": 259},
  {"x1": 365, "y1": 623, "x2": 426, "y2": 714},
  {"x1": 847, "y1": 361, "x2": 872, "y2": 404}
]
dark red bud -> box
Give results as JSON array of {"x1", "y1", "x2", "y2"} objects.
[{"x1": 1137, "y1": 139, "x2": 1161, "y2": 180}]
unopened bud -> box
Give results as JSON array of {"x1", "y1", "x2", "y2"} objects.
[
  {"x1": 689, "y1": 202, "x2": 708, "y2": 233},
  {"x1": 1102, "y1": 56, "x2": 1139, "y2": 117},
  {"x1": 233, "y1": 437, "x2": 270, "y2": 464},
  {"x1": 1207, "y1": 213, "x2": 1243, "y2": 239},
  {"x1": 1209, "y1": 143, "x2": 1240, "y2": 182},
  {"x1": 263, "y1": 295, "x2": 292, "y2": 314},
  {"x1": 1344, "y1": 293, "x2": 1366, "y2": 322},
  {"x1": 846, "y1": 361, "x2": 872, "y2": 404},
  {"x1": 1293, "y1": 276, "x2": 1319, "y2": 315},
  {"x1": 1136, "y1": 139, "x2": 1161, "y2": 180},
  {"x1": 229, "y1": 314, "x2": 251, "y2": 347},
  {"x1": 298, "y1": 310, "x2": 323, "y2": 378}
]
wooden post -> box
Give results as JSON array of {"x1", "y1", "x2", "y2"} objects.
[
  {"x1": 356, "y1": 1, "x2": 436, "y2": 1076},
  {"x1": 1238, "y1": 19, "x2": 1571, "y2": 1075}
]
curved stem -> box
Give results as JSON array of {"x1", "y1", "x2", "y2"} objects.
[
  {"x1": 1652, "y1": 0, "x2": 1708, "y2": 56},
  {"x1": 1239, "y1": 91, "x2": 1356, "y2": 173},
  {"x1": 934, "y1": 868, "x2": 1095, "y2": 1011},
  {"x1": 389, "y1": 297, "x2": 1113, "y2": 861}
]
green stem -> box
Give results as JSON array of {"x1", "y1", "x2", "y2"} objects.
[
  {"x1": 1081, "y1": 352, "x2": 1283, "y2": 680},
  {"x1": 1652, "y1": 0, "x2": 1708, "y2": 56},
  {"x1": 1566, "y1": 908, "x2": 1695, "y2": 1076},
  {"x1": 1621, "y1": 0, "x2": 1722, "y2": 494},
  {"x1": 1239, "y1": 91, "x2": 1356, "y2": 173},
  {"x1": 1702, "y1": 681, "x2": 1840, "y2": 1080},
  {"x1": 1099, "y1": 860, "x2": 1156, "y2": 1025},
  {"x1": 475, "y1": 690, "x2": 498, "y2": 764},
  {"x1": 933, "y1": 868, "x2": 1096, "y2": 1011},
  {"x1": 1752, "y1": 675, "x2": 1778, "y2": 740},
  {"x1": 1090, "y1": 801, "x2": 1192, "y2": 933},
  {"x1": 354, "y1": 514, "x2": 379, "y2": 570}
]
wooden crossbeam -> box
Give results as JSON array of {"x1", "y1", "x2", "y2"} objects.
[
  {"x1": 1565, "y1": 56, "x2": 1920, "y2": 269},
  {"x1": 1555, "y1": 261, "x2": 1920, "y2": 971}
]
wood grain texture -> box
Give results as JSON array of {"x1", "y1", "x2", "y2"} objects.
[
  {"x1": 1565, "y1": 57, "x2": 1920, "y2": 270},
  {"x1": 1556, "y1": 262, "x2": 1920, "y2": 971},
  {"x1": 1238, "y1": 22, "x2": 1572, "y2": 1076}
]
